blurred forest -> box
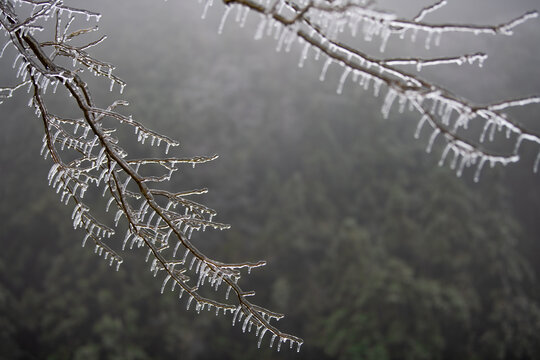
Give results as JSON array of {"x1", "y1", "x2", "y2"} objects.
[{"x1": 1, "y1": 0, "x2": 540, "y2": 359}]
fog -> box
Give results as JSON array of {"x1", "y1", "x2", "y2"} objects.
[{"x1": 1, "y1": 1, "x2": 540, "y2": 359}]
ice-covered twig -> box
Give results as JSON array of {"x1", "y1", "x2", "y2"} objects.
[
  {"x1": 210, "y1": 0, "x2": 540, "y2": 177},
  {"x1": 0, "y1": 0, "x2": 302, "y2": 351}
]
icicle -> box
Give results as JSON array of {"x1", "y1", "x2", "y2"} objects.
[
  {"x1": 254, "y1": 15, "x2": 267, "y2": 40},
  {"x1": 82, "y1": 234, "x2": 90, "y2": 247},
  {"x1": 298, "y1": 42, "x2": 309, "y2": 68},
  {"x1": 218, "y1": 5, "x2": 231, "y2": 34},
  {"x1": 186, "y1": 296, "x2": 194, "y2": 310},
  {"x1": 442, "y1": 105, "x2": 453, "y2": 125},
  {"x1": 439, "y1": 144, "x2": 452, "y2": 166},
  {"x1": 456, "y1": 156, "x2": 468, "y2": 177},
  {"x1": 534, "y1": 151, "x2": 540, "y2": 174},
  {"x1": 239, "y1": 6, "x2": 249, "y2": 27},
  {"x1": 513, "y1": 134, "x2": 525, "y2": 154},
  {"x1": 0, "y1": 40, "x2": 12, "y2": 58},
  {"x1": 362, "y1": 74, "x2": 371, "y2": 91},
  {"x1": 474, "y1": 157, "x2": 486, "y2": 183},
  {"x1": 415, "y1": 115, "x2": 428, "y2": 139},
  {"x1": 319, "y1": 58, "x2": 332, "y2": 81},
  {"x1": 48, "y1": 163, "x2": 60, "y2": 183},
  {"x1": 426, "y1": 129, "x2": 440, "y2": 153},
  {"x1": 173, "y1": 241, "x2": 182, "y2": 257},
  {"x1": 161, "y1": 275, "x2": 171, "y2": 294},
  {"x1": 450, "y1": 150, "x2": 460, "y2": 170},
  {"x1": 275, "y1": 27, "x2": 288, "y2": 52},
  {"x1": 257, "y1": 328, "x2": 268, "y2": 348},
  {"x1": 373, "y1": 79, "x2": 383, "y2": 97},
  {"x1": 270, "y1": 334, "x2": 277, "y2": 348},
  {"x1": 434, "y1": 30, "x2": 442, "y2": 47},
  {"x1": 201, "y1": 0, "x2": 213, "y2": 19},
  {"x1": 425, "y1": 31, "x2": 433, "y2": 49},
  {"x1": 336, "y1": 67, "x2": 351, "y2": 94},
  {"x1": 398, "y1": 94, "x2": 407, "y2": 113},
  {"x1": 379, "y1": 27, "x2": 391, "y2": 52},
  {"x1": 480, "y1": 120, "x2": 492, "y2": 143},
  {"x1": 381, "y1": 88, "x2": 397, "y2": 118},
  {"x1": 242, "y1": 313, "x2": 253, "y2": 333},
  {"x1": 232, "y1": 306, "x2": 242, "y2": 326}
]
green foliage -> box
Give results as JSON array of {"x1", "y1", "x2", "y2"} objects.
[{"x1": 1, "y1": 2, "x2": 540, "y2": 358}]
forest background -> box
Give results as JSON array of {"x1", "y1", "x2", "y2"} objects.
[{"x1": 1, "y1": 0, "x2": 539, "y2": 359}]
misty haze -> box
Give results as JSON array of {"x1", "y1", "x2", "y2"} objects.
[{"x1": 1, "y1": 1, "x2": 540, "y2": 359}]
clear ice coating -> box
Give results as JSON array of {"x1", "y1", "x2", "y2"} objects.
[
  {"x1": 2, "y1": 0, "x2": 540, "y2": 354},
  {"x1": 206, "y1": 0, "x2": 540, "y2": 181}
]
